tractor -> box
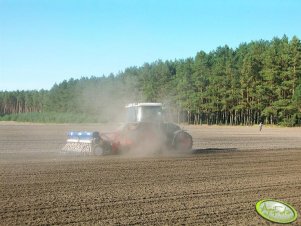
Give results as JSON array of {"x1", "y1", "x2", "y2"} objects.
[{"x1": 62, "y1": 103, "x2": 193, "y2": 155}]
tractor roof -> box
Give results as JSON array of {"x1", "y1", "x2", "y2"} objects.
[{"x1": 125, "y1": 103, "x2": 162, "y2": 108}]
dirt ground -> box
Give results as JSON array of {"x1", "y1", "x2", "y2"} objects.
[{"x1": 0, "y1": 122, "x2": 300, "y2": 225}]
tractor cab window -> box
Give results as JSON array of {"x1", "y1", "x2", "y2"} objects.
[
  {"x1": 139, "y1": 106, "x2": 162, "y2": 122},
  {"x1": 126, "y1": 106, "x2": 138, "y2": 122},
  {"x1": 126, "y1": 105, "x2": 163, "y2": 122}
]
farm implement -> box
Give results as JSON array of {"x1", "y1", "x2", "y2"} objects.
[{"x1": 62, "y1": 103, "x2": 193, "y2": 155}]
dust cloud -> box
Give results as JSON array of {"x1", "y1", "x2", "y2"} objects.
[
  {"x1": 68, "y1": 79, "x2": 182, "y2": 158},
  {"x1": 76, "y1": 78, "x2": 142, "y2": 123}
]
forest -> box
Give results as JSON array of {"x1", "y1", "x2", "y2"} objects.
[{"x1": 0, "y1": 36, "x2": 301, "y2": 126}]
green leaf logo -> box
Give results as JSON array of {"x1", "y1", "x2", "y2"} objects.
[{"x1": 256, "y1": 199, "x2": 298, "y2": 224}]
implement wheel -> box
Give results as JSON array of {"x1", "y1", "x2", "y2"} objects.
[{"x1": 93, "y1": 145, "x2": 104, "y2": 155}]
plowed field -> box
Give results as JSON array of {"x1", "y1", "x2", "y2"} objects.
[{"x1": 0, "y1": 123, "x2": 300, "y2": 225}]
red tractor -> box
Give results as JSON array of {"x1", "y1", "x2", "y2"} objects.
[{"x1": 62, "y1": 103, "x2": 193, "y2": 155}]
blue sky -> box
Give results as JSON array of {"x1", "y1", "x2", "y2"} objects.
[{"x1": 1, "y1": 0, "x2": 301, "y2": 91}]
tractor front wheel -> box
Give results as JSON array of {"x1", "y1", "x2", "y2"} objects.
[{"x1": 173, "y1": 131, "x2": 193, "y2": 152}]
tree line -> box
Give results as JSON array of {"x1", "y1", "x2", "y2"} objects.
[{"x1": 1, "y1": 35, "x2": 301, "y2": 126}]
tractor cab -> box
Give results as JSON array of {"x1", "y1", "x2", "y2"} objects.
[{"x1": 125, "y1": 103, "x2": 163, "y2": 123}]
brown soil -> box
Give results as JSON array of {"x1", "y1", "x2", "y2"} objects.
[{"x1": 0, "y1": 123, "x2": 300, "y2": 225}]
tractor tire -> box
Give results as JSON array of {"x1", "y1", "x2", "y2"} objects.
[{"x1": 173, "y1": 130, "x2": 193, "y2": 152}]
